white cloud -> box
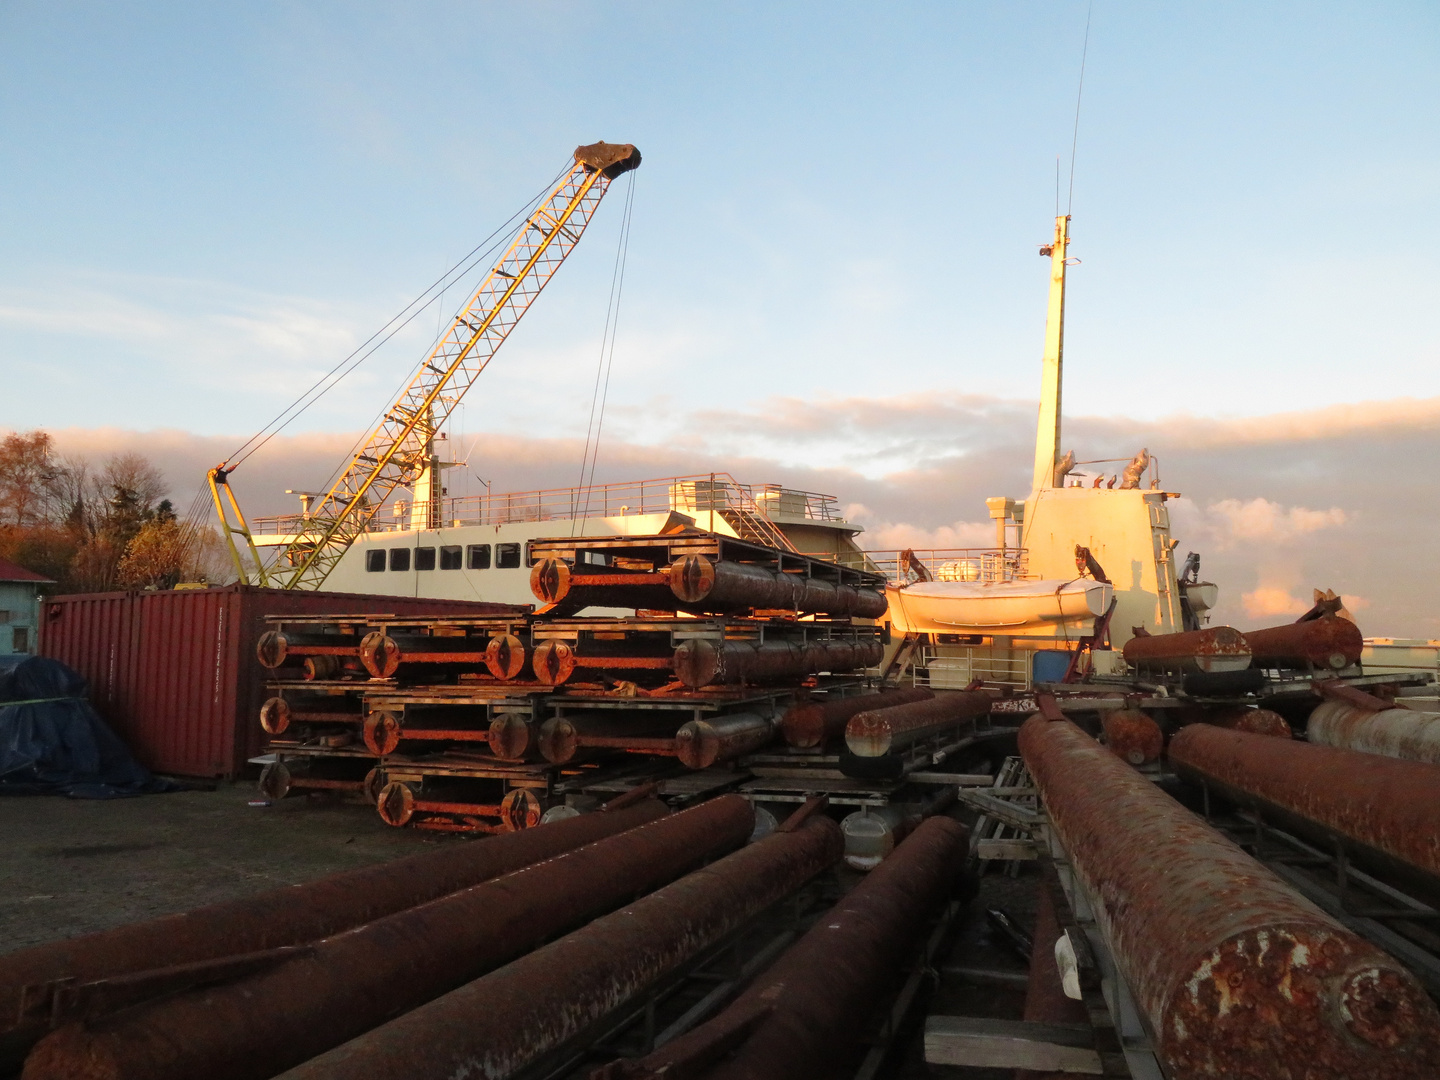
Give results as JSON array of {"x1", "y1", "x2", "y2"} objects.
[{"x1": 1197, "y1": 498, "x2": 1348, "y2": 548}]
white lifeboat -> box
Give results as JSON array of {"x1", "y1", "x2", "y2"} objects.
[{"x1": 886, "y1": 578, "x2": 1113, "y2": 635}]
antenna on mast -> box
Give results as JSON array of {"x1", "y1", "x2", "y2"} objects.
[{"x1": 1067, "y1": 3, "x2": 1093, "y2": 214}]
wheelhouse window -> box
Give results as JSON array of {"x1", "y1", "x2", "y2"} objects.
[
  {"x1": 366, "y1": 549, "x2": 385, "y2": 573},
  {"x1": 389, "y1": 548, "x2": 411, "y2": 572},
  {"x1": 415, "y1": 546, "x2": 437, "y2": 571},
  {"x1": 467, "y1": 544, "x2": 491, "y2": 570},
  {"x1": 496, "y1": 542, "x2": 522, "y2": 569},
  {"x1": 440, "y1": 545, "x2": 463, "y2": 570}
]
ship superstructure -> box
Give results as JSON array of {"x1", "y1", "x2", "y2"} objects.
[
  {"x1": 248, "y1": 473, "x2": 869, "y2": 608},
  {"x1": 874, "y1": 214, "x2": 1213, "y2": 686}
]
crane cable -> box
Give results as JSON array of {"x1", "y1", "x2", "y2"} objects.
[
  {"x1": 571, "y1": 170, "x2": 637, "y2": 529},
  {"x1": 223, "y1": 164, "x2": 568, "y2": 473},
  {"x1": 177, "y1": 165, "x2": 569, "y2": 574}
]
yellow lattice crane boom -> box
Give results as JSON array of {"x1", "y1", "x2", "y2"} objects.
[{"x1": 209, "y1": 141, "x2": 641, "y2": 590}]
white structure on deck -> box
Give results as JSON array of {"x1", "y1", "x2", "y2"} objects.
[{"x1": 249, "y1": 474, "x2": 867, "y2": 608}]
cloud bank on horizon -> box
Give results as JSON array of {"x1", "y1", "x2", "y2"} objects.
[{"x1": 16, "y1": 386, "x2": 1436, "y2": 638}]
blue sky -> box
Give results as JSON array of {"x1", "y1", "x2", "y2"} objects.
[
  {"x1": 2, "y1": 2, "x2": 1436, "y2": 453},
  {"x1": 4, "y1": 2, "x2": 1439, "y2": 632}
]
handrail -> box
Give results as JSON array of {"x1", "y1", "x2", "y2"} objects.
[
  {"x1": 250, "y1": 472, "x2": 843, "y2": 543},
  {"x1": 856, "y1": 547, "x2": 1031, "y2": 585}
]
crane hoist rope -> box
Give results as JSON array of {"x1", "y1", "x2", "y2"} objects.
[{"x1": 208, "y1": 140, "x2": 641, "y2": 591}]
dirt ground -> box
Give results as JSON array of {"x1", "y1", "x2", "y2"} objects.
[{"x1": 0, "y1": 785, "x2": 445, "y2": 952}]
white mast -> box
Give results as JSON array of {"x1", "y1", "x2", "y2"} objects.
[{"x1": 1030, "y1": 215, "x2": 1071, "y2": 493}]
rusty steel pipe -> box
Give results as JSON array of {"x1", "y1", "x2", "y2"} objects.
[
  {"x1": 0, "y1": 800, "x2": 669, "y2": 1070},
  {"x1": 1100, "y1": 708, "x2": 1162, "y2": 765},
  {"x1": 538, "y1": 713, "x2": 679, "y2": 764},
  {"x1": 1307, "y1": 701, "x2": 1440, "y2": 766},
  {"x1": 674, "y1": 638, "x2": 880, "y2": 689},
  {"x1": 1245, "y1": 615, "x2": 1363, "y2": 671},
  {"x1": 674, "y1": 712, "x2": 775, "y2": 769},
  {"x1": 531, "y1": 638, "x2": 577, "y2": 684},
  {"x1": 1020, "y1": 714, "x2": 1440, "y2": 1079},
  {"x1": 1170, "y1": 723, "x2": 1440, "y2": 884},
  {"x1": 269, "y1": 813, "x2": 842, "y2": 1080},
  {"x1": 487, "y1": 713, "x2": 541, "y2": 760},
  {"x1": 605, "y1": 816, "x2": 970, "y2": 1080},
  {"x1": 259, "y1": 698, "x2": 358, "y2": 736},
  {"x1": 845, "y1": 691, "x2": 991, "y2": 757},
  {"x1": 668, "y1": 556, "x2": 888, "y2": 619},
  {"x1": 23, "y1": 797, "x2": 754, "y2": 1080},
  {"x1": 781, "y1": 687, "x2": 933, "y2": 749},
  {"x1": 1188, "y1": 705, "x2": 1293, "y2": 739},
  {"x1": 1122, "y1": 625, "x2": 1251, "y2": 674}
]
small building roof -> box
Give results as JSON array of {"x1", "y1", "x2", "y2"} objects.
[{"x1": 0, "y1": 557, "x2": 54, "y2": 584}]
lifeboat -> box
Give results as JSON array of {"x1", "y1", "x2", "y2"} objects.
[{"x1": 886, "y1": 578, "x2": 1113, "y2": 634}]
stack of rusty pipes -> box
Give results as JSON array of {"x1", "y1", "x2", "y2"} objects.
[
  {"x1": 22, "y1": 797, "x2": 753, "y2": 1080},
  {"x1": 529, "y1": 550, "x2": 887, "y2": 619},
  {"x1": 1020, "y1": 714, "x2": 1440, "y2": 1079},
  {"x1": 0, "y1": 801, "x2": 668, "y2": 1071},
  {"x1": 1120, "y1": 615, "x2": 1362, "y2": 678},
  {"x1": 267, "y1": 808, "x2": 844, "y2": 1080},
  {"x1": 595, "y1": 815, "x2": 971, "y2": 1080}
]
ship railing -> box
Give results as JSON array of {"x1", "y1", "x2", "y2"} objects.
[
  {"x1": 249, "y1": 473, "x2": 842, "y2": 543},
  {"x1": 852, "y1": 548, "x2": 1030, "y2": 585},
  {"x1": 897, "y1": 643, "x2": 1031, "y2": 690}
]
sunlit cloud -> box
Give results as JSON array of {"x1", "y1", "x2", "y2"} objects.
[{"x1": 1199, "y1": 498, "x2": 1348, "y2": 549}]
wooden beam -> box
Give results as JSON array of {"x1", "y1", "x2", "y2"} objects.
[
  {"x1": 924, "y1": 1016, "x2": 1102, "y2": 1073},
  {"x1": 976, "y1": 838, "x2": 1038, "y2": 860}
]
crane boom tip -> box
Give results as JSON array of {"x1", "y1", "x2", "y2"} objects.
[{"x1": 574, "y1": 141, "x2": 641, "y2": 177}]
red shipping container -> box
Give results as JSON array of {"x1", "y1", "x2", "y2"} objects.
[{"x1": 39, "y1": 584, "x2": 524, "y2": 779}]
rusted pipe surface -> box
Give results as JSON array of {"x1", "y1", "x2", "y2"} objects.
[
  {"x1": 1100, "y1": 708, "x2": 1162, "y2": 765},
  {"x1": 1021, "y1": 715, "x2": 1440, "y2": 1079},
  {"x1": 674, "y1": 712, "x2": 775, "y2": 769},
  {"x1": 1170, "y1": 722, "x2": 1440, "y2": 882},
  {"x1": 1245, "y1": 615, "x2": 1363, "y2": 671},
  {"x1": 487, "y1": 714, "x2": 540, "y2": 760},
  {"x1": 845, "y1": 691, "x2": 991, "y2": 757},
  {"x1": 23, "y1": 798, "x2": 752, "y2": 1080},
  {"x1": 1308, "y1": 701, "x2": 1440, "y2": 766},
  {"x1": 781, "y1": 687, "x2": 933, "y2": 749},
  {"x1": 1017, "y1": 877, "x2": 1089, "y2": 1080},
  {"x1": 530, "y1": 558, "x2": 571, "y2": 604},
  {"x1": 605, "y1": 816, "x2": 969, "y2": 1080},
  {"x1": 1122, "y1": 626, "x2": 1251, "y2": 673},
  {"x1": 0, "y1": 800, "x2": 667, "y2": 1070},
  {"x1": 358, "y1": 631, "x2": 401, "y2": 678},
  {"x1": 531, "y1": 639, "x2": 577, "y2": 684},
  {"x1": 668, "y1": 557, "x2": 887, "y2": 619},
  {"x1": 674, "y1": 638, "x2": 880, "y2": 689},
  {"x1": 485, "y1": 633, "x2": 526, "y2": 680},
  {"x1": 538, "y1": 714, "x2": 678, "y2": 764},
  {"x1": 269, "y1": 815, "x2": 842, "y2": 1080},
  {"x1": 1198, "y1": 706, "x2": 1292, "y2": 739}
]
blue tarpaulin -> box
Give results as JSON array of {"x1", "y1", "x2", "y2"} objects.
[{"x1": 0, "y1": 655, "x2": 174, "y2": 798}]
